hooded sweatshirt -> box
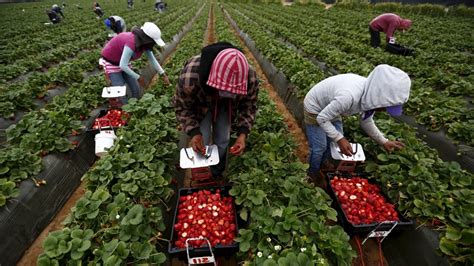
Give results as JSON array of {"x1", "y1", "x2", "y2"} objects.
[
  {"x1": 109, "y1": 16, "x2": 126, "y2": 33},
  {"x1": 303, "y1": 64, "x2": 411, "y2": 145}
]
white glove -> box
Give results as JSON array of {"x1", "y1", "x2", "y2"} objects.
[{"x1": 389, "y1": 37, "x2": 396, "y2": 44}]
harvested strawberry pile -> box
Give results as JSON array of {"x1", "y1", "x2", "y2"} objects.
[
  {"x1": 92, "y1": 109, "x2": 129, "y2": 129},
  {"x1": 330, "y1": 176, "x2": 400, "y2": 225},
  {"x1": 173, "y1": 189, "x2": 237, "y2": 249}
]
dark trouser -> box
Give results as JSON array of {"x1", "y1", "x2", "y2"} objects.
[
  {"x1": 369, "y1": 26, "x2": 381, "y2": 48},
  {"x1": 94, "y1": 9, "x2": 104, "y2": 17},
  {"x1": 199, "y1": 101, "x2": 231, "y2": 178}
]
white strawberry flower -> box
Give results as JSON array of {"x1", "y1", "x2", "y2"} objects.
[{"x1": 257, "y1": 251, "x2": 263, "y2": 258}]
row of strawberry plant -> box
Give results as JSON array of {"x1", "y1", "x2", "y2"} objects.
[
  {"x1": 214, "y1": 6, "x2": 355, "y2": 265},
  {"x1": 0, "y1": 2, "x2": 193, "y2": 81},
  {"x1": 227, "y1": 91, "x2": 356, "y2": 265},
  {"x1": 223, "y1": 5, "x2": 327, "y2": 99},
  {"x1": 0, "y1": 2, "x2": 199, "y2": 208},
  {"x1": 231, "y1": 2, "x2": 473, "y2": 145},
  {"x1": 223, "y1": 4, "x2": 473, "y2": 264},
  {"x1": 37, "y1": 4, "x2": 209, "y2": 264},
  {"x1": 0, "y1": 51, "x2": 100, "y2": 118}
]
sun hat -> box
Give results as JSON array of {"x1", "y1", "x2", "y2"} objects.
[
  {"x1": 141, "y1": 22, "x2": 165, "y2": 47},
  {"x1": 206, "y1": 48, "x2": 249, "y2": 95}
]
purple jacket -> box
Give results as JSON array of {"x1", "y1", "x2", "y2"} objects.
[
  {"x1": 370, "y1": 13, "x2": 402, "y2": 41},
  {"x1": 101, "y1": 32, "x2": 143, "y2": 65}
]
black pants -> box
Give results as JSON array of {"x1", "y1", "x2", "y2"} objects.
[
  {"x1": 369, "y1": 26, "x2": 380, "y2": 48},
  {"x1": 94, "y1": 8, "x2": 103, "y2": 17}
]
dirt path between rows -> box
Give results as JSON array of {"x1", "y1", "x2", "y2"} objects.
[{"x1": 224, "y1": 12, "x2": 308, "y2": 163}]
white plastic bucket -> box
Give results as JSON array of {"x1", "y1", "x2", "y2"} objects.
[{"x1": 95, "y1": 130, "x2": 116, "y2": 157}]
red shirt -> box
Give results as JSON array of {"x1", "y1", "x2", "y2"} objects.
[{"x1": 370, "y1": 13, "x2": 402, "y2": 41}]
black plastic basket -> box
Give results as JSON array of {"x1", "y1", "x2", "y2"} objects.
[
  {"x1": 168, "y1": 185, "x2": 239, "y2": 261},
  {"x1": 386, "y1": 43, "x2": 415, "y2": 56},
  {"x1": 87, "y1": 109, "x2": 127, "y2": 133},
  {"x1": 326, "y1": 172, "x2": 413, "y2": 235}
]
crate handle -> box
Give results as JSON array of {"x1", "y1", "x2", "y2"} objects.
[
  {"x1": 362, "y1": 221, "x2": 398, "y2": 245},
  {"x1": 185, "y1": 237, "x2": 216, "y2": 265}
]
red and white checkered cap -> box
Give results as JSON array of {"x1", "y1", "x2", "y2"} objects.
[{"x1": 206, "y1": 48, "x2": 249, "y2": 95}]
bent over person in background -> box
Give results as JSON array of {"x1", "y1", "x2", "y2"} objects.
[
  {"x1": 369, "y1": 13, "x2": 412, "y2": 48},
  {"x1": 303, "y1": 64, "x2": 411, "y2": 183},
  {"x1": 105, "y1": 16, "x2": 127, "y2": 35},
  {"x1": 173, "y1": 42, "x2": 259, "y2": 179}
]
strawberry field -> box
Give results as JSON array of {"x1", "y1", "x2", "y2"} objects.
[{"x1": 0, "y1": 0, "x2": 473, "y2": 265}]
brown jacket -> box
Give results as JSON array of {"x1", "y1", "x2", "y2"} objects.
[{"x1": 172, "y1": 55, "x2": 259, "y2": 137}]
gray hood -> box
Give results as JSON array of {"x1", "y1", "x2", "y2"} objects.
[{"x1": 361, "y1": 64, "x2": 411, "y2": 111}]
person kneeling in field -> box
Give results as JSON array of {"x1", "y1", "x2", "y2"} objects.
[
  {"x1": 173, "y1": 42, "x2": 260, "y2": 179},
  {"x1": 46, "y1": 9, "x2": 60, "y2": 24},
  {"x1": 100, "y1": 22, "x2": 170, "y2": 103},
  {"x1": 303, "y1": 64, "x2": 411, "y2": 183},
  {"x1": 369, "y1": 13, "x2": 412, "y2": 48}
]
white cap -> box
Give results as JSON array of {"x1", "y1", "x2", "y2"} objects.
[
  {"x1": 52, "y1": 4, "x2": 58, "y2": 8},
  {"x1": 141, "y1": 22, "x2": 165, "y2": 47}
]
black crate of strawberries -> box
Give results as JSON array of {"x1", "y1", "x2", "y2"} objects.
[
  {"x1": 168, "y1": 186, "x2": 239, "y2": 260},
  {"x1": 89, "y1": 109, "x2": 129, "y2": 131},
  {"x1": 326, "y1": 173, "x2": 413, "y2": 235}
]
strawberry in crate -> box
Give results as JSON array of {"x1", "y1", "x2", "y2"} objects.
[
  {"x1": 173, "y1": 189, "x2": 237, "y2": 249},
  {"x1": 330, "y1": 176, "x2": 400, "y2": 225},
  {"x1": 92, "y1": 109, "x2": 130, "y2": 129}
]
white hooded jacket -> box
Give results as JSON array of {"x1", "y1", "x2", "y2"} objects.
[{"x1": 303, "y1": 64, "x2": 411, "y2": 145}]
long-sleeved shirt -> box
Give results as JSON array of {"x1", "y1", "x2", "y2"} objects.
[
  {"x1": 304, "y1": 65, "x2": 411, "y2": 145},
  {"x1": 173, "y1": 55, "x2": 259, "y2": 137},
  {"x1": 119, "y1": 47, "x2": 164, "y2": 79},
  {"x1": 370, "y1": 13, "x2": 403, "y2": 41},
  {"x1": 101, "y1": 32, "x2": 165, "y2": 78}
]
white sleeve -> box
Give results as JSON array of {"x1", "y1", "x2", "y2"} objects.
[
  {"x1": 146, "y1": 50, "x2": 165, "y2": 74},
  {"x1": 360, "y1": 114, "x2": 388, "y2": 145},
  {"x1": 316, "y1": 99, "x2": 346, "y2": 142}
]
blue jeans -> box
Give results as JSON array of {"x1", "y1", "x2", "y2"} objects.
[
  {"x1": 108, "y1": 72, "x2": 140, "y2": 104},
  {"x1": 200, "y1": 101, "x2": 231, "y2": 177},
  {"x1": 306, "y1": 120, "x2": 343, "y2": 175}
]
